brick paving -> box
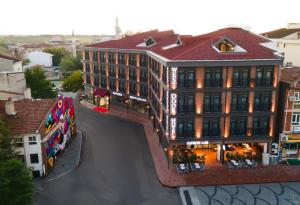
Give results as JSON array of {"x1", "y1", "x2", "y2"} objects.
[{"x1": 81, "y1": 101, "x2": 300, "y2": 187}]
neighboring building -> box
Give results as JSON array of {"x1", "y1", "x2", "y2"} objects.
[
  {"x1": 0, "y1": 53, "x2": 23, "y2": 72},
  {"x1": 21, "y1": 43, "x2": 53, "y2": 53},
  {"x1": 0, "y1": 54, "x2": 31, "y2": 100},
  {"x1": 0, "y1": 96, "x2": 76, "y2": 177},
  {"x1": 277, "y1": 67, "x2": 300, "y2": 159},
  {"x1": 24, "y1": 51, "x2": 53, "y2": 68},
  {"x1": 262, "y1": 23, "x2": 300, "y2": 67},
  {"x1": 83, "y1": 27, "x2": 283, "y2": 164}
]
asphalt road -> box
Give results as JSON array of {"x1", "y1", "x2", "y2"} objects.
[{"x1": 34, "y1": 100, "x2": 181, "y2": 205}]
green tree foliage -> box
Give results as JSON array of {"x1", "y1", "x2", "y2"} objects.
[
  {"x1": 0, "y1": 119, "x2": 16, "y2": 166},
  {"x1": 0, "y1": 160, "x2": 34, "y2": 205},
  {"x1": 62, "y1": 70, "x2": 83, "y2": 92},
  {"x1": 22, "y1": 58, "x2": 30, "y2": 66},
  {"x1": 25, "y1": 66, "x2": 57, "y2": 98},
  {"x1": 43, "y1": 47, "x2": 69, "y2": 66},
  {"x1": 60, "y1": 55, "x2": 82, "y2": 77}
]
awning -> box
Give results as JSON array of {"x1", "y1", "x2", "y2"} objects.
[{"x1": 94, "y1": 88, "x2": 109, "y2": 97}]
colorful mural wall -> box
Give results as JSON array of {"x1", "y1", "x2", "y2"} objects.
[{"x1": 44, "y1": 96, "x2": 76, "y2": 168}]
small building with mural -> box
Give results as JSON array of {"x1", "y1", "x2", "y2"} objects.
[{"x1": 0, "y1": 95, "x2": 76, "y2": 177}]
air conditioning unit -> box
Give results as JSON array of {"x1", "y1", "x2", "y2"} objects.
[
  {"x1": 289, "y1": 96, "x2": 296, "y2": 101},
  {"x1": 280, "y1": 134, "x2": 288, "y2": 142}
]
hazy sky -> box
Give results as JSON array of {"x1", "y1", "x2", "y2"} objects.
[{"x1": 1, "y1": 0, "x2": 300, "y2": 35}]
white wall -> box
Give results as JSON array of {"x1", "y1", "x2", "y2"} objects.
[
  {"x1": 0, "y1": 58, "x2": 22, "y2": 72},
  {"x1": 15, "y1": 134, "x2": 44, "y2": 176},
  {"x1": 0, "y1": 72, "x2": 30, "y2": 100},
  {"x1": 25, "y1": 51, "x2": 53, "y2": 68}
]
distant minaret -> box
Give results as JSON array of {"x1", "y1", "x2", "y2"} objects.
[
  {"x1": 72, "y1": 30, "x2": 76, "y2": 57},
  {"x1": 115, "y1": 16, "x2": 121, "y2": 37}
]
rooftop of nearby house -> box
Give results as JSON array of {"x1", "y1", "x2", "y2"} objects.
[
  {"x1": 0, "y1": 53, "x2": 21, "y2": 63},
  {"x1": 280, "y1": 67, "x2": 300, "y2": 87},
  {"x1": 261, "y1": 23, "x2": 300, "y2": 38},
  {"x1": 0, "y1": 99, "x2": 55, "y2": 135},
  {"x1": 86, "y1": 27, "x2": 282, "y2": 61}
]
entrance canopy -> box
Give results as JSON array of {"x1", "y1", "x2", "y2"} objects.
[{"x1": 94, "y1": 88, "x2": 110, "y2": 97}]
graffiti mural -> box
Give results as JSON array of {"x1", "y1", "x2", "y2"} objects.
[{"x1": 44, "y1": 96, "x2": 76, "y2": 168}]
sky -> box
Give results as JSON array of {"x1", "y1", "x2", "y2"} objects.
[{"x1": 1, "y1": 0, "x2": 300, "y2": 36}]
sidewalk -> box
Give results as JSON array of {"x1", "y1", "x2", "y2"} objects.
[{"x1": 80, "y1": 101, "x2": 300, "y2": 187}]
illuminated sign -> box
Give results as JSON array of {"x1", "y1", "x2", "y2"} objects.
[
  {"x1": 170, "y1": 93, "x2": 177, "y2": 115},
  {"x1": 186, "y1": 141, "x2": 209, "y2": 145},
  {"x1": 170, "y1": 118, "x2": 176, "y2": 139},
  {"x1": 170, "y1": 67, "x2": 177, "y2": 89},
  {"x1": 129, "y1": 95, "x2": 147, "y2": 102},
  {"x1": 112, "y1": 91, "x2": 123, "y2": 96}
]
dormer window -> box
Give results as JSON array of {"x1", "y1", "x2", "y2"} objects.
[
  {"x1": 145, "y1": 38, "x2": 155, "y2": 46},
  {"x1": 176, "y1": 37, "x2": 182, "y2": 45},
  {"x1": 137, "y1": 37, "x2": 156, "y2": 47},
  {"x1": 213, "y1": 38, "x2": 247, "y2": 53},
  {"x1": 218, "y1": 40, "x2": 235, "y2": 52}
]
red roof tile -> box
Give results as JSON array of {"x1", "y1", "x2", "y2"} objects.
[
  {"x1": 0, "y1": 53, "x2": 21, "y2": 63},
  {"x1": 0, "y1": 99, "x2": 55, "y2": 135},
  {"x1": 87, "y1": 27, "x2": 280, "y2": 61},
  {"x1": 280, "y1": 67, "x2": 300, "y2": 87}
]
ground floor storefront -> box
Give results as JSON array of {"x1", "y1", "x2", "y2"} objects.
[
  {"x1": 279, "y1": 133, "x2": 300, "y2": 160},
  {"x1": 167, "y1": 140, "x2": 270, "y2": 167}
]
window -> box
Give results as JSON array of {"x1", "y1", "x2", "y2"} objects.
[
  {"x1": 85, "y1": 50, "x2": 89, "y2": 60},
  {"x1": 93, "y1": 64, "x2": 99, "y2": 74},
  {"x1": 217, "y1": 40, "x2": 235, "y2": 52},
  {"x1": 15, "y1": 138, "x2": 23, "y2": 147},
  {"x1": 129, "y1": 82, "x2": 136, "y2": 94},
  {"x1": 140, "y1": 54, "x2": 147, "y2": 67},
  {"x1": 176, "y1": 120, "x2": 194, "y2": 139},
  {"x1": 119, "y1": 80, "x2": 126, "y2": 92},
  {"x1": 108, "y1": 52, "x2": 115, "y2": 64},
  {"x1": 129, "y1": 54, "x2": 136, "y2": 66},
  {"x1": 204, "y1": 68, "x2": 222, "y2": 87},
  {"x1": 109, "y1": 66, "x2": 116, "y2": 77},
  {"x1": 253, "y1": 118, "x2": 269, "y2": 135},
  {"x1": 140, "y1": 84, "x2": 148, "y2": 97},
  {"x1": 203, "y1": 119, "x2": 220, "y2": 137},
  {"x1": 93, "y1": 51, "x2": 98, "y2": 61},
  {"x1": 231, "y1": 93, "x2": 248, "y2": 112},
  {"x1": 30, "y1": 154, "x2": 39, "y2": 164},
  {"x1": 177, "y1": 95, "x2": 194, "y2": 113},
  {"x1": 292, "y1": 112, "x2": 300, "y2": 125},
  {"x1": 204, "y1": 95, "x2": 221, "y2": 112},
  {"x1": 119, "y1": 67, "x2": 126, "y2": 78},
  {"x1": 232, "y1": 68, "x2": 249, "y2": 87},
  {"x1": 85, "y1": 63, "x2": 90, "y2": 72},
  {"x1": 145, "y1": 38, "x2": 155, "y2": 46},
  {"x1": 118, "y1": 53, "x2": 125, "y2": 65},
  {"x1": 255, "y1": 67, "x2": 273, "y2": 87},
  {"x1": 94, "y1": 75, "x2": 99, "y2": 86},
  {"x1": 101, "y1": 77, "x2": 107, "y2": 88},
  {"x1": 230, "y1": 118, "x2": 247, "y2": 136},
  {"x1": 28, "y1": 136, "x2": 37, "y2": 145},
  {"x1": 100, "y1": 65, "x2": 106, "y2": 75},
  {"x1": 140, "y1": 69, "x2": 147, "y2": 82},
  {"x1": 129, "y1": 68, "x2": 137, "y2": 79},
  {"x1": 162, "y1": 66, "x2": 167, "y2": 84},
  {"x1": 110, "y1": 79, "x2": 116, "y2": 90},
  {"x1": 177, "y1": 69, "x2": 195, "y2": 88},
  {"x1": 254, "y1": 93, "x2": 271, "y2": 111},
  {"x1": 100, "y1": 52, "x2": 106, "y2": 62}
]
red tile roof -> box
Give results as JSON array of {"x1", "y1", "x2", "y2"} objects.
[
  {"x1": 0, "y1": 53, "x2": 21, "y2": 63},
  {"x1": 0, "y1": 99, "x2": 55, "y2": 135},
  {"x1": 87, "y1": 27, "x2": 281, "y2": 61},
  {"x1": 280, "y1": 67, "x2": 300, "y2": 87}
]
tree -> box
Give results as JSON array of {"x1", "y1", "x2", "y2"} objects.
[
  {"x1": 62, "y1": 70, "x2": 83, "y2": 92},
  {"x1": 0, "y1": 118, "x2": 16, "y2": 166},
  {"x1": 25, "y1": 66, "x2": 57, "y2": 98},
  {"x1": 43, "y1": 47, "x2": 69, "y2": 66},
  {"x1": 0, "y1": 160, "x2": 34, "y2": 205},
  {"x1": 60, "y1": 55, "x2": 82, "y2": 77},
  {"x1": 22, "y1": 58, "x2": 30, "y2": 67}
]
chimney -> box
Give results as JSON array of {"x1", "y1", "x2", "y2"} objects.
[{"x1": 5, "y1": 98, "x2": 16, "y2": 115}]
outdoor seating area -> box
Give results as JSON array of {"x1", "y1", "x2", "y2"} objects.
[
  {"x1": 176, "y1": 163, "x2": 205, "y2": 175},
  {"x1": 226, "y1": 159, "x2": 258, "y2": 169}
]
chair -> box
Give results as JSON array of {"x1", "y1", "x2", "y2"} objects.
[{"x1": 189, "y1": 163, "x2": 196, "y2": 172}]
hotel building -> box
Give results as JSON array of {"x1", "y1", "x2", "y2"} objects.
[{"x1": 83, "y1": 27, "x2": 283, "y2": 163}]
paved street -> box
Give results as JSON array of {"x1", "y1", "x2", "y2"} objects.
[
  {"x1": 181, "y1": 183, "x2": 300, "y2": 205},
  {"x1": 34, "y1": 99, "x2": 181, "y2": 205}
]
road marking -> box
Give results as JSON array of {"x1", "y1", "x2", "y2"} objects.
[{"x1": 179, "y1": 187, "x2": 201, "y2": 205}]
